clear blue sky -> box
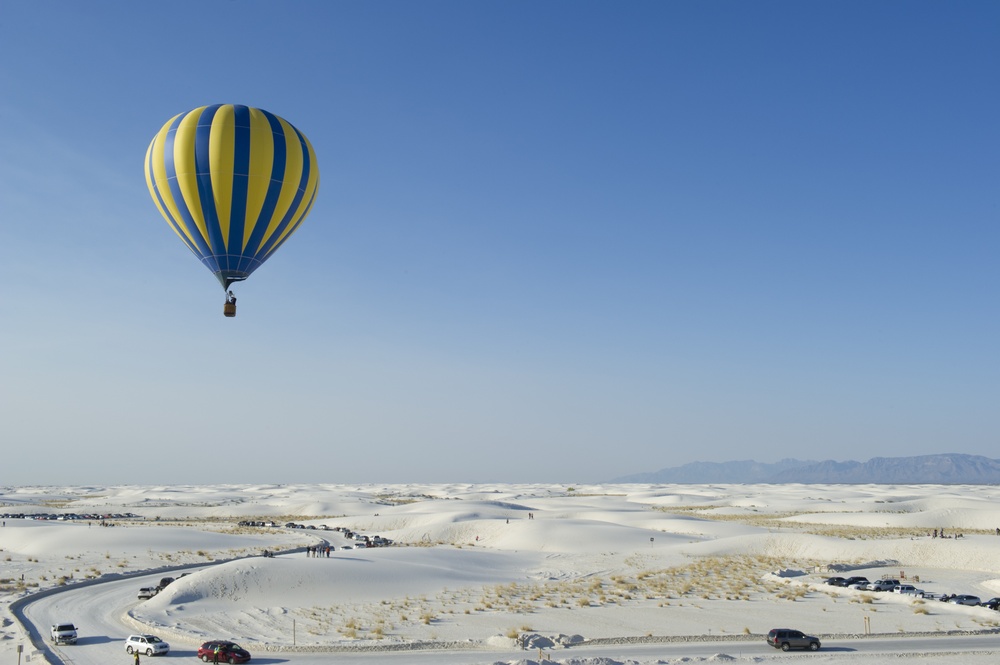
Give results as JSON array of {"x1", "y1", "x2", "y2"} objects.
[{"x1": 1, "y1": 1, "x2": 996, "y2": 485}]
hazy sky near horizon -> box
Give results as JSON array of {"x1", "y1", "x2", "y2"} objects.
[{"x1": 1, "y1": 2, "x2": 997, "y2": 485}]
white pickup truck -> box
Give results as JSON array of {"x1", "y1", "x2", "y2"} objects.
[{"x1": 50, "y1": 623, "x2": 78, "y2": 645}]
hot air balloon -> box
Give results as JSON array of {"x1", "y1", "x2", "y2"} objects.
[{"x1": 144, "y1": 104, "x2": 320, "y2": 317}]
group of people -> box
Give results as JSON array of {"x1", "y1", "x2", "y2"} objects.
[
  {"x1": 931, "y1": 528, "x2": 964, "y2": 539},
  {"x1": 306, "y1": 545, "x2": 333, "y2": 557}
]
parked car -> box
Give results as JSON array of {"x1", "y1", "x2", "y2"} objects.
[
  {"x1": 137, "y1": 587, "x2": 157, "y2": 600},
  {"x1": 836, "y1": 576, "x2": 869, "y2": 588},
  {"x1": 892, "y1": 584, "x2": 924, "y2": 596},
  {"x1": 197, "y1": 641, "x2": 251, "y2": 664},
  {"x1": 823, "y1": 576, "x2": 845, "y2": 586},
  {"x1": 125, "y1": 634, "x2": 170, "y2": 656},
  {"x1": 980, "y1": 597, "x2": 1000, "y2": 610},
  {"x1": 948, "y1": 595, "x2": 982, "y2": 606},
  {"x1": 766, "y1": 628, "x2": 821, "y2": 651},
  {"x1": 156, "y1": 577, "x2": 175, "y2": 591},
  {"x1": 866, "y1": 579, "x2": 900, "y2": 592}
]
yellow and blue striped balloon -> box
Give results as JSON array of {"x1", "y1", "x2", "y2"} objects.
[{"x1": 145, "y1": 104, "x2": 319, "y2": 290}]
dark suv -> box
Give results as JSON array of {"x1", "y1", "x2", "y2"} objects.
[
  {"x1": 767, "y1": 628, "x2": 821, "y2": 651},
  {"x1": 836, "y1": 576, "x2": 869, "y2": 588}
]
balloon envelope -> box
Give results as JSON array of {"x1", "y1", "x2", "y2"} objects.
[{"x1": 145, "y1": 104, "x2": 319, "y2": 289}]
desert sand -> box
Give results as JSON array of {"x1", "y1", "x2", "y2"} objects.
[{"x1": 3, "y1": 483, "x2": 1000, "y2": 664}]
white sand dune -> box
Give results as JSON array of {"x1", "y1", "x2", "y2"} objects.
[{"x1": 4, "y1": 483, "x2": 1000, "y2": 664}]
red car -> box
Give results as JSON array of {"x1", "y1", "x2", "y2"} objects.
[{"x1": 197, "y1": 641, "x2": 251, "y2": 664}]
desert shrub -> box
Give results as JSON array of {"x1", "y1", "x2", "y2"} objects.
[
  {"x1": 339, "y1": 617, "x2": 360, "y2": 638},
  {"x1": 775, "y1": 586, "x2": 808, "y2": 601}
]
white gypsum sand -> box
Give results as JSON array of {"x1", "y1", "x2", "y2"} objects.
[{"x1": 2, "y1": 483, "x2": 1000, "y2": 664}]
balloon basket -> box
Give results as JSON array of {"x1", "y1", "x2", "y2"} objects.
[{"x1": 223, "y1": 302, "x2": 237, "y2": 317}]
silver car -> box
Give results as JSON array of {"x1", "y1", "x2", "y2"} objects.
[
  {"x1": 125, "y1": 635, "x2": 170, "y2": 656},
  {"x1": 948, "y1": 595, "x2": 982, "y2": 606}
]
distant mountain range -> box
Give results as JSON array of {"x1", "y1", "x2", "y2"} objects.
[{"x1": 611, "y1": 453, "x2": 1000, "y2": 484}]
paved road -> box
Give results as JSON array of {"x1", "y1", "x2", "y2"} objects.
[{"x1": 18, "y1": 567, "x2": 1000, "y2": 665}]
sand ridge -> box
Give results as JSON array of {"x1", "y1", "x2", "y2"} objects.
[{"x1": 4, "y1": 483, "x2": 1000, "y2": 664}]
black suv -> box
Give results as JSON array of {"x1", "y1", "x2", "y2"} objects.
[
  {"x1": 835, "y1": 576, "x2": 869, "y2": 588},
  {"x1": 767, "y1": 628, "x2": 821, "y2": 651}
]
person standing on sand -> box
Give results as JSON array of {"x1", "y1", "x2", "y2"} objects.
[
  {"x1": 134, "y1": 650, "x2": 140, "y2": 665},
  {"x1": 213, "y1": 644, "x2": 220, "y2": 665}
]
